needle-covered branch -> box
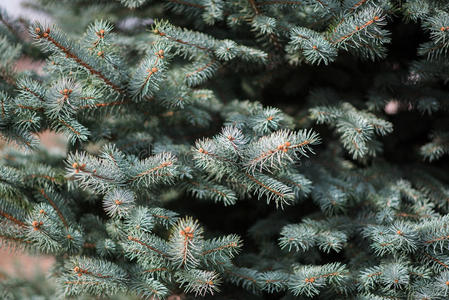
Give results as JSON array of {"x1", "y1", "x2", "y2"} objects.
[{"x1": 1, "y1": 0, "x2": 449, "y2": 299}]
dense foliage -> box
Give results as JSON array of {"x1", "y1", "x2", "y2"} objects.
[{"x1": 1, "y1": 0, "x2": 449, "y2": 299}]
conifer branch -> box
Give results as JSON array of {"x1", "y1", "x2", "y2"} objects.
[
  {"x1": 58, "y1": 119, "x2": 81, "y2": 137},
  {"x1": 248, "y1": 0, "x2": 260, "y2": 15},
  {"x1": 0, "y1": 210, "x2": 26, "y2": 227},
  {"x1": 1, "y1": 2, "x2": 448, "y2": 299},
  {"x1": 65, "y1": 281, "x2": 100, "y2": 285},
  {"x1": 39, "y1": 189, "x2": 68, "y2": 228},
  {"x1": 155, "y1": 29, "x2": 211, "y2": 52},
  {"x1": 73, "y1": 266, "x2": 112, "y2": 279},
  {"x1": 424, "y1": 253, "x2": 449, "y2": 269},
  {"x1": 185, "y1": 58, "x2": 217, "y2": 78},
  {"x1": 32, "y1": 25, "x2": 124, "y2": 94},
  {"x1": 27, "y1": 174, "x2": 57, "y2": 182},
  {"x1": 166, "y1": 0, "x2": 205, "y2": 9},
  {"x1": 78, "y1": 99, "x2": 131, "y2": 109},
  {"x1": 245, "y1": 173, "x2": 284, "y2": 198},
  {"x1": 225, "y1": 269, "x2": 258, "y2": 283},
  {"x1": 190, "y1": 180, "x2": 227, "y2": 198},
  {"x1": 20, "y1": 86, "x2": 45, "y2": 103},
  {"x1": 127, "y1": 235, "x2": 170, "y2": 258},
  {"x1": 16, "y1": 104, "x2": 44, "y2": 111},
  {"x1": 0, "y1": 234, "x2": 31, "y2": 244},
  {"x1": 0, "y1": 14, "x2": 19, "y2": 38},
  {"x1": 143, "y1": 267, "x2": 168, "y2": 273},
  {"x1": 331, "y1": 16, "x2": 381, "y2": 44},
  {"x1": 350, "y1": 0, "x2": 368, "y2": 11},
  {"x1": 202, "y1": 242, "x2": 238, "y2": 255},
  {"x1": 127, "y1": 161, "x2": 173, "y2": 183},
  {"x1": 257, "y1": 1, "x2": 303, "y2": 5}
]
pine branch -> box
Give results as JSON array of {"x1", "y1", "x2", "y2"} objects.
[
  {"x1": 0, "y1": 209, "x2": 26, "y2": 227},
  {"x1": 38, "y1": 189, "x2": 68, "y2": 228},
  {"x1": 31, "y1": 23, "x2": 124, "y2": 94},
  {"x1": 168, "y1": 217, "x2": 204, "y2": 269}
]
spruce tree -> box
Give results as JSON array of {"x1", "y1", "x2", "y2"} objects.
[{"x1": 0, "y1": 0, "x2": 449, "y2": 299}]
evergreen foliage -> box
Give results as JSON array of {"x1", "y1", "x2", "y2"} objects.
[{"x1": 0, "y1": 0, "x2": 449, "y2": 299}]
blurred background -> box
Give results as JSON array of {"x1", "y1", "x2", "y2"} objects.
[{"x1": 1, "y1": 0, "x2": 48, "y2": 22}]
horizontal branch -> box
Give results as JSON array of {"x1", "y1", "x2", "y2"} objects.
[
  {"x1": 0, "y1": 209, "x2": 26, "y2": 227},
  {"x1": 202, "y1": 241, "x2": 239, "y2": 255},
  {"x1": 126, "y1": 161, "x2": 173, "y2": 183},
  {"x1": 245, "y1": 173, "x2": 285, "y2": 198},
  {"x1": 128, "y1": 235, "x2": 169, "y2": 258}
]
